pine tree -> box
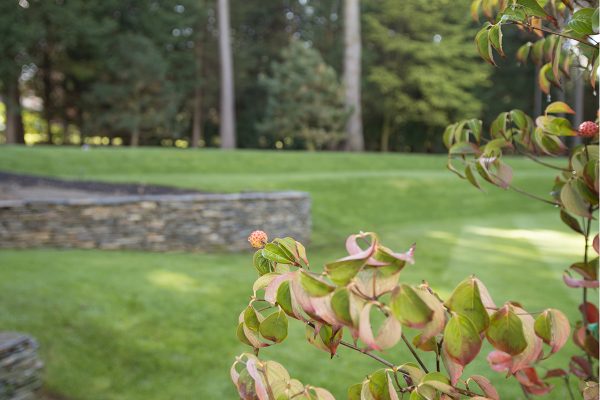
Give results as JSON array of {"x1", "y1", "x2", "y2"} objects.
[
  {"x1": 257, "y1": 40, "x2": 348, "y2": 150},
  {"x1": 363, "y1": 0, "x2": 490, "y2": 152}
]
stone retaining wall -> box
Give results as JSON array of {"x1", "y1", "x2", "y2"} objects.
[
  {"x1": 0, "y1": 332, "x2": 43, "y2": 400},
  {"x1": 0, "y1": 192, "x2": 311, "y2": 252}
]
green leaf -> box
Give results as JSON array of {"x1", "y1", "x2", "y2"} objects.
[
  {"x1": 464, "y1": 164, "x2": 482, "y2": 190},
  {"x1": 299, "y1": 270, "x2": 334, "y2": 297},
  {"x1": 368, "y1": 369, "x2": 392, "y2": 400},
  {"x1": 560, "y1": 180, "x2": 592, "y2": 218},
  {"x1": 276, "y1": 281, "x2": 294, "y2": 317},
  {"x1": 500, "y1": 6, "x2": 527, "y2": 22},
  {"x1": 593, "y1": 8, "x2": 599, "y2": 33},
  {"x1": 531, "y1": 39, "x2": 544, "y2": 65},
  {"x1": 538, "y1": 63, "x2": 551, "y2": 94},
  {"x1": 244, "y1": 306, "x2": 261, "y2": 332},
  {"x1": 475, "y1": 27, "x2": 495, "y2": 66},
  {"x1": 237, "y1": 323, "x2": 253, "y2": 346},
  {"x1": 489, "y1": 24, "x2": 504, "y2": 57},
  {"x1": 516, "y1": 0, "x2": 549, "y2": 18},
  {"x1": 391, "y1": 285, "x2": 434, "y2": 328},
  {"x1": 510, "y1": 109, "x2": 529, "y2": 131},
  {"x1": 443, "y1": 314, "x2": 482, "y2": 365},
  {"x1": 534, "y1": 308, "x2": 570, "y2": 354},
  {"x1": 560, "y1": 210, "x2": 583, "y2": 234},
  {"x1": 467, "y1": 119, "x2": 483, "y2": 143},
  {"x1": 516, "y1": 42, "x2": 531, "y2": 64},
  {"x1": 568, "y1": 8, "x2": 595, "y2": 36},
  {"x1": 331, "y1": 288, "x2": 353, "y2": 325},
  {"x1": 445, "y1": 277, "x2": 490, "y2": 333},
  {"x1": 545, "y1": 101, "x2": 575, "y2": 115},
  {"x1": 418, "y1": 372, "x2": 457, "y2": 399},
  {"x1": 490, "y1": 112, "x2": 508, "y2": 138},
  {"x1": 486, "y1": 305, "x2": 527, "y2": 355},
  {"x1": 261, "y1": 243, "x2": 294, "y2": 264},
  {"x1": 551, "y1": 37, "x2": 563, "y2": 87},
  {"x1": 259, "y1": 309, "x2": 288, "y2": 342},
  {"x1": 325, "y1": 258, "x2": 365, "y2": 286},
  {"x1": 253, "y1": 251, "x2": 272, "y2": 276},
  {"x1": 348, "y1": 384, "x2": 362, "y2": 400}
]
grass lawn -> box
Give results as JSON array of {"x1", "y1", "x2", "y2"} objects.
[{"x1": 0, "y1": 146, "x2": 590, "y2": 399}]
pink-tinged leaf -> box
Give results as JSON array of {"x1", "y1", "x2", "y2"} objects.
[
  {"x1": 534, "y1": 308, "x2": 571, "y2": 355},
  {"x1": 246, "y1": 358, "x2": 269, "y2": 400},
  {"x1": 466, "y1": 375, "x2": 500, "y2": 400},
  {"x1": 544, "y1": 368, "x2": 568, "y2": 378},
  {"x1": 358, "y1": 302, "x2": 402, "y2": 351},
  {"x1": 474, "y1": 278, "x2": 496, "y2": 314},
  {"x1": 387, "y1": 372, "x2": 400, "y2": 400},
  {"x1": 441, "y1": 345, "x2": 464, "y2": 385},
  {"x1": 443, "y1": 314, "x2": 482, "y2": 366},
  {"x1": 509, "y1": 306, "x2": 543, "y2": 373},
  {"x1": 491, "y1": 161, "x2": 513, "y2": 189},
  {"x1": 313, "y1": 387, "x2": 336, "y2": 400},
  {"x1": 311, "y1": 295, "x2": 344, "y2": 329},
  {"x1": 563, "y1": 272, "x2": 600, "y2": 288},
  {"x1": 353, "y1": 268, "x2": 402, "y2": 298},
  {"x1": 486, "y1": 350, "x2": 512, "y2": 372},
  {"x1": 230, "y1": 360, "x2": 241, "y2": 386},
  {"x1": 291, "y1": 277, "x2": 317, "y2": 321},
  {"x1": 579, "y1": 302, "x2": 599, "y2": 324},
  {"x1": 409, "y1": 285, "x2": 447, "y2": 346},
  {"x1": 594, "y1": 234, "x2": 599, "y2": 254},
  {"x1": 265, "y1": 273, "x2": 294, "y2": 304},
  {"x1": 570, "y1": 355, "x2": 593, "y2": 378},
  {"x1": 545, "y1": 101, "x2": 576, "y2": 115},
  {"x1": 515, "y1": 368, "x2": 553, "y2": 395},
  {"x1": 345, "y1": 232, "x2": 379, "y2": 259},
  {"x1": 243, "y1": 324, "x2": 269, "y2": 349}
]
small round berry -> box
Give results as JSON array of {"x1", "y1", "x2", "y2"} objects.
[
  {"x1": 578, "y1": 121, "x2": 599, "y2": 138},
  {"x1": 248, "y1": 230, "x2": 268, "y2": 248}
]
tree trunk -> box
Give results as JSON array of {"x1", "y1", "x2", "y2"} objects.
[
  {"x1": 217, "y1": 0, "x2": 236, "y2": 149},
  {"x1": 5, "y1": 78, "x2": 25, "y2": 145},
  {"x1": 380, "y1": 113, "x2": 391, "y2": 152},
  {"x1": 131, "y1": 125, "x2": 140, "y2": 147},
  {"x1": 572, "y1": 69, "x2": 584, "y2": 146},
  {"x1": 191, "y1": 39, "x2": 204, "y2": 148},
  {"x1": 343, "y1": 0, "x2": 364, "y2": 151},
  {"x1": 42, "y1": 46, "x2": 53, "y2": 144}
]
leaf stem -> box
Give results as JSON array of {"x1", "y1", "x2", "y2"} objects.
[
  {"x1": 508, "y1": 183, "x2": 559, "y2": 205},
  {"x1": 401, "y1": 333, "x2": 429, "y2": 373},
  {"x1": 564, "y1": 376, "x2": 575, "y2": 400},
  {"x1": 338, "y1": 340, "x2": 397, "y2": 369}
]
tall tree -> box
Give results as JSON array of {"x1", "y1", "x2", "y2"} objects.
[
  {"x1": 84, "y1": 33, "x2": 175, "y2": 146},
  {"x1": 0, "y1": 1, "x2": 33, "y2": 144},
  {"x1": 257, "y1": 40, "x2": 348, "y2": 150},
  {"x1": 343, "y1": 0, "x2": 364, "y2": 151},
  {"x1": 363, "y1": 0, "x2": 490, "y2": 152},
  {"x1": 217, "y1": 0, "x2": 236, "y2": 148}
]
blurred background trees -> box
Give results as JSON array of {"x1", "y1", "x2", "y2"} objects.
[{"x1": 0, "y1": 0, "x2": 589, "y2": 151}]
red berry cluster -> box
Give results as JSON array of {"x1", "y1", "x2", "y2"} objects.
[
  {"x1": 578, "y1": 121, "x2": 599, "y2": 138},
  {"x1": 248, "y1": 230, "x2": 268, "y2": 248}
]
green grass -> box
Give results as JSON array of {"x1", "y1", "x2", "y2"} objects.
[{"x1": 0, "y1": 146, "x2": 587, "y2": 399}]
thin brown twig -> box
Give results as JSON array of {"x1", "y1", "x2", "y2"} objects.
[
  {"x1": 401, "y1": 333, "x2": 429, "y2": 373},
  {"x1": 508, "y1": 20, "x2": 597, "y2": 48},
  {"x1": 339, "y1": 340, "x2": 396, "y2": 369},
  {"x1": 508, "y1": 183, "x2": 559, "y2": 205}
]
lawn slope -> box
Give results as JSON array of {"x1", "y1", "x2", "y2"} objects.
[{"x1": 0, "y1": 147, "x2": 582, "y2": 399}]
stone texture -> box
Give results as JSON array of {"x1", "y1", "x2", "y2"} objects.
[
  {"x1": 0, "y1": 333, "x2": 43, "y2": 400},
  {"x1": 0, "y1": 192, "x2": 311, "y2": 252}
]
